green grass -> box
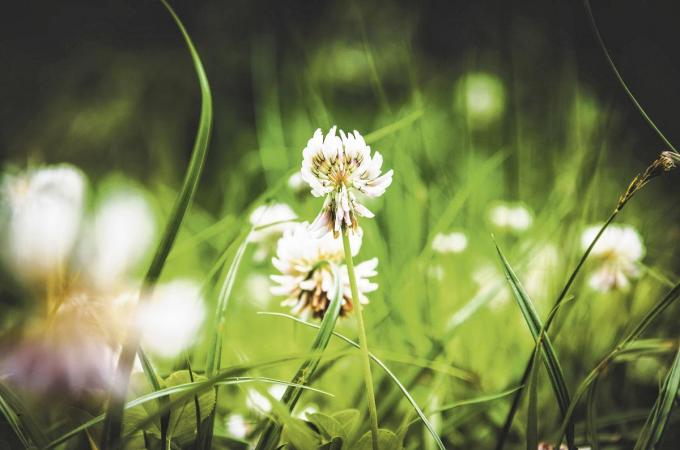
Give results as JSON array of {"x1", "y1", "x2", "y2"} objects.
[{"x1": 0, "y1": 1, "x2": 679, "y2": 449}]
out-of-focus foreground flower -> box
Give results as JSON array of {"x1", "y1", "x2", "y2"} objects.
[
  {"x1": 270, "y1": 222, "x2": 378, "y2": 319},
  {"x1": 582, "y1": 223, "x2": 645, "y2": 292},
  {"x1": 301, "y1": 127, "x2": 393, "y2": 237},
  {"x1": 0, "y1": 164, "x2": 205, "y2": 398}
]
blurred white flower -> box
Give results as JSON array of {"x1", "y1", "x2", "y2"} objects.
[
  {"x1": 432, "y1": 231, "x2": 468, "y2": 254},
  {"x1": 246, "y1": 384, "x2": 286, "y2": 414},
  {"x1": 428, "y1": 264, "x2": 445, "y2": 280},
  {"x1": 270, "y1": 222, "x2": 377, "y2": 319},
  {"x1": 295, "y1": 403, "x2": 319, "y2": 420},
  {"x1": 136, "y1": 280, "x2": 206, "y2": 358},
  {"x1": 249, "y1": 203, "x2": 297, "y2": 263},
  {"x1": 1, "y1": 165, "x2": 86, "y2": 281},
  {"x1": 80, "y1": 190, "x2": 155, "y2": 291},
  {"x1": 226, "y1": 414, "x2": 249, "y2": 439},
  {"x1": 521, "y1": 242, "x2": 561, "y2": 302},
  {"x1": 489, "y1": 203, "x2": 533, "y2": 232},
  {"x1": 287, "y1": 172, "x2": 307, "y2": 193},
  {"x1": 245, "y1": 273, "x2": 273, "y2": 308},
  {"x1": 301, "y1": 127, "x2": 393, "y2": 237},
  {"x1": 582, "y1": 224, "x2": 645, "y2": 292}
]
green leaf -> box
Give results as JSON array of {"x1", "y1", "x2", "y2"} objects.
[
  {"x1": 331, "y1": 409, "x2": 360, "y2": 438},
  {"x1": 164, "y1": 370, "x2": 216, "y2": 443},
  {"x1": 355, "y1": 429, "x2": 402, "y2": 450},
  {"x1": 101, "y1": 0, "x2": 213, "y2": 447},
  {"x1": 494, "y1": 241, "x2": 574, "y2": 447},
  {"x1": 634, "y1": 343, "x2": 680, "y2": 450},
  {"x1": 281, "y1": 417, "x2": 319, "y2": 450},
  {"x1": 307, "y1": 413, "x2": 347, "y2": 442},
  {"x1": 255, "y1": 265, "x2": 344, "y2": 450}
]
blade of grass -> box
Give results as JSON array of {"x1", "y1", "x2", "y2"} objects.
[
  {"x1": 583, "y1": 0, "x2": 677, "y2": 154},
  {"x1": 497, "y1": 210, "x2": 618, "y2": 450},
  {"x1": 526, "y1": 348, "x2": 540, "y2": 450},
  {"x1": 0, "y1": 381, "x2": 48, "y2": 448},
  {"x1": 494, "y1": 240, "x2": 574, "y2": 448},
  {"x1": 428, "y1": 386, "x2": 523, "y2": 414},
  {"x1": 259, "y1": 312, "x2": 446, "y2": 450},
  {"x1": 585, "y1": 375, "x2": 600, "y2": 450},
  {"x1": 634, "y1": 341, "x2": 680, "y2": 450},
  {"x1": 553, "y1": 282, "x2": 680, "y2": 444},
  {"x1": 254, "y1": 263, "x2": 343, "y2": 450},
  {"x1": 100, "y1": 0, "x2": 213, "y2": 446}
]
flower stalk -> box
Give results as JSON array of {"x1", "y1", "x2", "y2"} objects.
[{"x1": 342, "y1": 229, "x2": 379, "y2": 450}]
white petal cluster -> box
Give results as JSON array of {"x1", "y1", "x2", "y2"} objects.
[
  {"x1": 432, "y1": 231, "x2": 468, "y2": 254},
  {"x1": 301, "y1": 127, "x2": 393, "y2": 237},
  {"x1": 1, "y1": 165, "x2": 86, "y2": 280},
  {"x1": 582, "y1": 224, "x2": 645, "y2": 292},
  {"x1": 270, "y1": 222, "x2": 378, "y2": 319},
  {"x1": 489, "y1": 203, "x2": 533, "y2": 232}
]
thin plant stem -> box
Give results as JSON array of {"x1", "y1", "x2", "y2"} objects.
[{"x1": 342, "y1": 229, "x2": 379, "y2": 450}]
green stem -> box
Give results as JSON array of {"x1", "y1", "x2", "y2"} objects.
[{"x1": 342, "y1": 230, "x2": 380, "y2": 450}]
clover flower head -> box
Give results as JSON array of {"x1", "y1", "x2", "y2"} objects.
[
  {"x1": 270, "y1": 222, "x2": 377, "y2": 319},
  {"x1": 301, "y1": 127, "x2": 393, "y2": 237},
  {"x1": 582, "y1": 224, "x2": 645, "y2": 292},
  {"x1": 249, "y1": 203, "x2": 297, "y2": 262}
]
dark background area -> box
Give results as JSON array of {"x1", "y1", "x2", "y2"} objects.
[{"x1": 1, "y1": 0, "x2": 679, "y2": 200}]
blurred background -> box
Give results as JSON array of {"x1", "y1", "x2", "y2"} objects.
[{"x1": 1, "y1": 0, "x2": 680, "y2": 448}]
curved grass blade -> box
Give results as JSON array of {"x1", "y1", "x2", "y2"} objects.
[
  {"x1": 0, "y1": 381, "x2": 48, "y2": 448},
  {"x1": 494, "y1": 241, "x2": 574, "y2": 448},
  {"x1": 259, "y1": 312, "x2": 446, "y2": 450},
  {"x1": 100, "y1": 0, "x2": 213, "y2": 447},
  {"x1": 255, "y1": 264, "x2": 343, "y2": 450},
  {"x1": 583, "y1": 0, "x2": 677, "y2": 154},
  {"x1": 428, "y1": 386, "x2": 523, "y2": 415},
  {"x1": 634, "y1": 343, "x2": 680, "y2": 450}
]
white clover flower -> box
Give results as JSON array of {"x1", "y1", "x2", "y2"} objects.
[
  {"x1": 270, "y1": 222, "x2": 377, "y2": 319},
  {"x1": 136, "y1": 279, "x2": 206, "y2": 358},
  {"x1": 246, "y1": 384, "x2": 286, "y2": 414},
  {"x1": 1, "y1": 165, "x2": 86, "y2": 281},
  {"x1": 80, "y1": 190, "x2": 155, "y2": 291},
  {"x1": 249, "y1": 203, "x2": 297, "y2": 263},
  {"x1": 432, "y1": 231, "x2": 468, "y2": 254},
  {"x1": 582, "y1": 224, "x2": 645, "y2": 292},
  {"x1": 489, "y1": 203, "x2": 533, "y2": 232},
  {"x1": 301, "y1": 127, "x2": 393, "y2": 237}
]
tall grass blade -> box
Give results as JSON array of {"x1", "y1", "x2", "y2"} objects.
[
  {"x1": 494, "y1": 241, "x2": 574, "y2": 448},
  {"x1": 259, "y1": 312, "x2": 446, "y2": 450},
  {"x1": 100, "y1": 0, "x2": 213, "y2": 447},
  {"x1": 255, "y1": 264, "x2": 343, "y2": 450},
  {"x1": 526, "y1": 349, "x2": 540, "y2": 450},
  {"x1": 634, "y1": 342, "x2": 680, "y2": 450}
]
